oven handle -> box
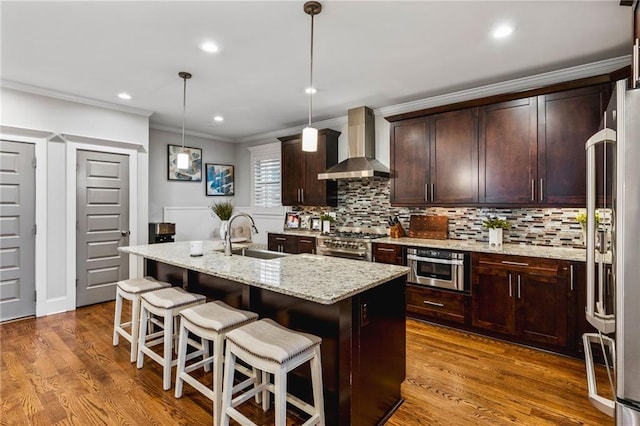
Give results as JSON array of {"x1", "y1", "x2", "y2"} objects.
[
  {"x1": 407, "y1": 254, "x2": 464, "y2": 266},
  {"x1": 317, "y1": 247, "x2": 367, "y2": 257}
]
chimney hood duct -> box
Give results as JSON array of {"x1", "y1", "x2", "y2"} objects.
[{"x1": 318, "y1": 106, "x2": 390, "y2": 180}]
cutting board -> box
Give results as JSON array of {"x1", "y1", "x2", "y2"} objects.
[{"x1": 408, "y1": 215, "x2": 448, "y2": 239}]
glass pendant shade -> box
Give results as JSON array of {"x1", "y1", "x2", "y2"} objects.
[
  {"x1": 176, "y1": 151, "x2": 190, "y2": 169},
  {"x1": 302, "y1": 126, "x2": 318, "y2": 152}
]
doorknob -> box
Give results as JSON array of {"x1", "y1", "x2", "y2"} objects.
[{"x1": 121, "y1": 230, "x2": 130, "y2": 237}]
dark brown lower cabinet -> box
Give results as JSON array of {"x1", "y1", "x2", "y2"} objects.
[
  {"x1": 267, "y1": 233, "x2": 316, "y2": 254},
  {"x1": 406, "y1": 285, "x2": 470, "y2": 325},
  {"x1": 372, "y1": 242, "x2": 404, "y2": 265},
  {"x1": 471, "y1": 253, "x2": 570, "y2": 351}
]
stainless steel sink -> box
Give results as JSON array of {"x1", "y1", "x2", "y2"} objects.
[{"x1": 234, "y1": 248, "x2": 290, "y2": 260}]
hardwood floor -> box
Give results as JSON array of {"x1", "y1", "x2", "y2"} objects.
[{"x1": 1, "y1": 302, "x2": 613, "y2": 425}]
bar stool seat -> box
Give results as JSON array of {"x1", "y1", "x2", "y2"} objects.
[
  {"x1": 175, "y1": 301, "x2": 259, "y2": 426},
  {"x1": 220, "y1": 318, "x2": 325, "y2": 426},
  {"x1": 112, "y1": 276, "x2": 171, "y2": 362},
  {"x1": 137, "y1": 287, "x2": 206, "y2": 390}
]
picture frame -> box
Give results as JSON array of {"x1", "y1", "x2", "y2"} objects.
[
  {"x1": 284, "y1": 212, "x2": 301, "y2": 229},
  {"x1": 168, "y1": 144, "x2": 202, "y2": 181},
  {"x1": 206, "y1": 163, "x2": 235, "y2": 196},
  {"x1": 310, "y1": 217, "x2": 321, "y2": 231}
]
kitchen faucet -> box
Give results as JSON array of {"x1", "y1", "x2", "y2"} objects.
[{"x1": 224, "y1": 213, "x2": 259, "y2": 256}]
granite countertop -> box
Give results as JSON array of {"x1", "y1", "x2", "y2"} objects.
[
  {"x1": 374, "y1": 237, "x2": 611, "y2": 263},
  {"x1": 119, "y1": 241, "x2": 409, "y2": 305}
]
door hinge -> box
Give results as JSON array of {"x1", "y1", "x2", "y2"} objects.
[
  {"x1": 33, "y1": 224, "x2": 37, "y2": 235},
  {"x1": 34, "y1": 290, "x2": 37, "y2": 302},
  {"x1": 32, "y1": 157, "x2": 37, "y2": 168},
  {"x1": 75, "y1": 278, "x2": 79, "y2": 288}
]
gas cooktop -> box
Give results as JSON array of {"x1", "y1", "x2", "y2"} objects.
[{"x1": 319, "y1": 227, "x2": 387, "y2": 241}]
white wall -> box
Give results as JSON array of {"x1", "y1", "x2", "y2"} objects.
[{"x1": 0, "y1": 87, "x2": 150, "y2": 316}]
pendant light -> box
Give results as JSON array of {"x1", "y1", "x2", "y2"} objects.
[
  {"x1": 302, "y1": 1, "x2": 322, "y2": 152},
  {"x1": 176, "y1": 71, "x2": 192, "y2": 170}
]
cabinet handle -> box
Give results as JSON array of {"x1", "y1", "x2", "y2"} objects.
[
  {"x1": 300, "y1": 239, "x2": 312, "y2": 243},
  {"x1": 424, "y1": 300, "x2": 444, "y2": 307},
  {"x1": 424, "y1": 184, "x2": 429, "y2": 202},
  {"x1": 633, "y1": 37, "x2": 639, "y2": 89},
  {"x1": 508, "y1": 273, "x2": 512, "y2": 298},
  {"x1": 431, "y1": 183, "x2": 435, "y2": 202},
  {"x1": 378, "y1": 248, "x2": 395, "y2": 252},
  {"x1": 275, "y1": 237, "x2": 286, "y2": 241},
  {"x1": 517, "y1": 275, "x2": 521, "y2": 299},
  {"x1": 501, "y1": 260, "x2": 529, "y2": 267},
  {"x1": 539, "y1": 178, "x2": 544, "y2": 201},
  {"x1": 531, "y1": 179, "x2": 535, "y2": 202},
  {"x1": 300, "y1": 188, "x2": 304, "y2": 203},
  {"x1": 570, "y1": 264, "x2": 574, "y2": 291}
]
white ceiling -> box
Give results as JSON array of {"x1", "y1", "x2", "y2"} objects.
[{"x1": 0, "y1": 1, "x2": 632, "y2": 142}]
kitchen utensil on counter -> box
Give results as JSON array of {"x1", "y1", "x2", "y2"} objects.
[{"x1": 408, "y1": 215, "x2": 448, "y2": 239}]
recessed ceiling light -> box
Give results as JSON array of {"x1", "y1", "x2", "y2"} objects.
[
  {"x1": 117, "y1": 92, "x2": 131, "y2": 100},
  {"x1": 200, "y1": 41, "x2": 220, "y2": 53},
  {"x1": 213, "y1": 115, "x2": 224, "y2": 122},
  {"x1": 305, "y1": 87, "x2": 317, "y2": 94},
  {"x1": 492, "y1": 24, "x2": 514, "y2": 39}
]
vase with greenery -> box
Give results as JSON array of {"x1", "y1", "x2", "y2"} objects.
[
  {"x1": 482, "y1": 217, "x2": 510, "y2": 247},
  {"x1": 320, "y1": 213, "x2": 335, "y2": 234},
  {"x1": 576, "y1": 211, "x2": 600, "y2": 245},
  {"x1": 211, "y1": 201, "x2": 234, "y2": 239}
]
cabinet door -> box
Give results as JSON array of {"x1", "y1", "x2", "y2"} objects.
[
  {"x1": 281, "y1": 139, "x2": 303, "y2": 206},
  {"x1": 302, "y1": 130, "x2": 339, "y2": 206},
  {"x1": 373, "y1": 243, "x2": 403, "y2": 265},
  {"x1": 538, "y1": 84, "x2": 609, "y2": 205},
  {"x1": 268, "y1": 233, "x2": 298, "y2": 253},
  {"x1": 390, "y1": 117, "x2": 429, "y2": 205},
  {"x1": 297, "y1": 236, "x2": 316, "y2": 254},
  {"x1": 471, "y1": 265, "x2": 515, "y2": 335},
  {"x1": 430, "y1": 108, "x2": 479, "y2": 204},
  {"x1": 515, "y1": 270, "x2": 568, "y2": 348},
  {"x1": 479, "y1": 98, "x2": 537, "y2": 204}
]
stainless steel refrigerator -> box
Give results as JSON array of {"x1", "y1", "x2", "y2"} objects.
[{"x1": 583, "y1": 78, "x2": 640, "y2": 425}]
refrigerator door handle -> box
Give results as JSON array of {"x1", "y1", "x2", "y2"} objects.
[{"x1": 583, "y1": 333, "x2": 615, "y2": 417}]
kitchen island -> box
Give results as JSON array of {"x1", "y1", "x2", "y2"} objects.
[{"x1": 119, "y1": 241, "x2": 409, "y2": 425}]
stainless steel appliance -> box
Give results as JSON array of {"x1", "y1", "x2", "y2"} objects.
[
  {"x1": 406, "y1": 248, "x2": 469, "y2": 292},
  {"x1": 583, "y1": 79, "x2": 640, "y2": 424},
  {"x1": 148, "y1": 222, "x2": 176, "y2": 244},
  {"x1": 315, "y1": 227, "x2": 386, "y2": 261}
]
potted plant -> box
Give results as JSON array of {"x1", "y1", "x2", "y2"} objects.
[
  {"x1": 211, "y1": 201, "x2": 234, "y2": 238},
  {"x1": 319, "y1": 213, "x2": 335, "y2": 234},
  {"x1": 576, "y1": 211, "x2": 600, "y2": 245},
  {"x1": 482, "y1": 217, "x2": 510, "y2": 247}
]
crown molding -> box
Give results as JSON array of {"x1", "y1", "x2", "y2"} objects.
[
  {"x1": 1, "y1": 80, "x2": 154, "y2": 117},
  {"x1": 377, "y1": 55, "x2": 631, "y2": 118},
  {"x1": 149, "y1": 123, "x2": 235, "y2": 143}
]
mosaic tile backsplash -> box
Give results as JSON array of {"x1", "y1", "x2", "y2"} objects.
[{"x1": 294, "y1": 178, "x2": 605, "y2": 249}]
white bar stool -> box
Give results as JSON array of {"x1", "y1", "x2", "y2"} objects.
[
  {"x1": 136, "y1": 287, "x2": 206, "y2": 390},
  {"x1": 220, "y1": 318, "x2": 325, "y2": 426},
  {"x1": 112, "y1": 276, "x2": 171, "y2": 362},
  {"x1": 174, "y1": 301, "x2": 259, "y2": 426}
]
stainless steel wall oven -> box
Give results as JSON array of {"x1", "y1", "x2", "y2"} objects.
[{"x1": 407, "y1": 247, "x2": 470, "y2": 292}]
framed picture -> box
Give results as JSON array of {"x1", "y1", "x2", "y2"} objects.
[
  {"x1": 284, "y1": 212, "x2": 300, "y2": 229},
  {"x1": 206, "y1": 163, "x2": 235, "y2": 196},
  {"x1": 168, "y1": 144, "x2": 202, "y2": 181},
  {"x1": 310, "y1": 217, "x2": 321, "y2": 231}
]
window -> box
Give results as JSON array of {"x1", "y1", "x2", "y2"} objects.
[{"x1": 248, "y1": 142, "x2": 282, "y2": 214}]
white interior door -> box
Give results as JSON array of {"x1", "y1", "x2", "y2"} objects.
[
  {"x1": 0, "y1": 140, "x2": 36, "y2": 321},
  {"x1": 76, "y1": 150, "x2": 129, "y2": 307}
]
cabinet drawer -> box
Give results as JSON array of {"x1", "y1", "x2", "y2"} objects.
[
  {"x1": 373, "y1": 243, "x2": 403, "y2": 265},
  {"x1": 406, "y1": 285, "x2": 468, "y2": 324},
  {"x1": 473, "y1": 252, "x2": 565, "y2": 276}
]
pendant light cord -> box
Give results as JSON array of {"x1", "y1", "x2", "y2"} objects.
[
  {"x1": 181, "y1": 75, "x2": 187, "y2": 149},
  {"x1": 308, "y1": 11, "x2": 315, "y2": 128}
]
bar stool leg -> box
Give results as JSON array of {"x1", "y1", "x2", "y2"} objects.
[
  {"x1": 212, "y1": 333, "x2": 224, "y2": 426},
  {"x1": 136, "y1": 305, "x2": 149, "y2": 369},
  {"x1": 274, "y1": 368, "x2": 287, "y2": 426},
  {"x1": 163, "y1": 310, "x2": 174, "y2": 390},
  {"x1": 113, "y1": 289, "x2": 123, "y2": 346},
  {"x1": 310, "y1": 346, "x2": 325, "y2": 425},
  {"x1": 129, "y1": 295, "x2": 141, "y2": 363},
  {"x1": 174, "y1": 321, "x2": 189, "y2": 398},
  {"x1": 220, "y1": 348, "x2": 236, "y2": 426}
]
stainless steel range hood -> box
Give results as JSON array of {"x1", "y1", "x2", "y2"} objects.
[{"x1": 318, "y1": 106, "x2": 390, "y2": 180}]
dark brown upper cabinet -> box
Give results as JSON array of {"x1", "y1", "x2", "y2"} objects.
[
  {"x1": 390, "y1": 109, "x2": 478, "y2": 206},
  {"x1": 479, "y1": 97, "x2": 538, "y2": 205},
  {"x1": 279, "y1": 129, "x2": 340, "y2": 206}
]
